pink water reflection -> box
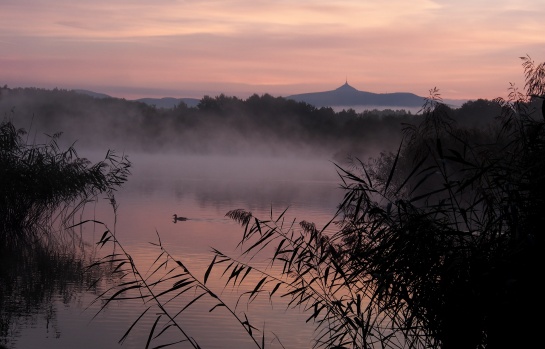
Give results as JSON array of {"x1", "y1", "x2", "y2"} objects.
[{"x1": 14, "y1": 154, "x2": 345, "y2": 349}]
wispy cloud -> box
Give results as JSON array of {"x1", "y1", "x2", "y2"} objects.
[{"x1": 1, "y1": 0, "x2": 544, "y2": 99}]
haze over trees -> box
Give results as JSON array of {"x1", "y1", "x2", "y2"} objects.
[{"x1": 1, "y1": 86, "x2": 501, "y2": 162}]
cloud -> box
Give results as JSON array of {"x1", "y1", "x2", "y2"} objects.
[{"x1": 1, "y1": 0, "x2": 544, "y2": 100}]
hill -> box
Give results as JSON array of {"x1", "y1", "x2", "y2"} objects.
[
  {"x1": 286, "y1": 82, "x2": 465, "y2": 108},
  {"x1": 73, "y1": 89, "x2": 200, "y2": 108}
]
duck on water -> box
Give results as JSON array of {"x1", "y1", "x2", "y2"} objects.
[{"x1": 173, "y1": 214, "x2": 188, "y2": 222}]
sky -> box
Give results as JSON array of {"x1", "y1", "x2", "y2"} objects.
[{"x1": 1, "y1": 0, "x2": 544, "y2": 101}]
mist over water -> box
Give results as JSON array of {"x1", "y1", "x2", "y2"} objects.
[
  {"x1": 3, "y1": 148, "x2": 344, "y2": 349},
  {"x1": 115, "y1": 151, "x2": 346, "y2": 230},
  {"x1": 0, "y1": 87, "x2": 418, "y2": 349},
  {"x1": 1, "y1": 86, "x2": 416, "y2": 169}
]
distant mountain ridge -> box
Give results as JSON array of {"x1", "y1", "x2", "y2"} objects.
[
  {"x1": 75, "y1": 84, "x2": 466, "y2": 110},
  {"x1": 74, "y1": 89, "x2": 200, "y2": 108},
  {"x1": 286, "y1": 82, "x2": 426, "y2": 108}
]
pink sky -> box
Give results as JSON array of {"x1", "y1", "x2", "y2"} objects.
[{"x1": 1, "y1": 0, "x2": 544, "y2": 100}]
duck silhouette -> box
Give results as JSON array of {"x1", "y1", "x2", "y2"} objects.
[{"x1": 173, "y1": 214, "x2": 188, "y2": 223}]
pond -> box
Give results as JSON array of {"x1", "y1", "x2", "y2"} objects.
[{"x1": 2, "y1": 153, "x2": 347, "y2": 349}]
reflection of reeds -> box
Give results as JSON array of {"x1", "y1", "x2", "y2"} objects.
[{"x1": 0, "y1": 232, "x2": 110, "y2": 348}]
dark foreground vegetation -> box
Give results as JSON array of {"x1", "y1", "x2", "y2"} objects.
[
  {"x1": 0, "y1": 118, "x2": 131, "y2": 347},
  {"x1": 84, "y1": 55, "x2": 545, "y2": 349},
  {"x1": 0, "y1": 119, "x2": 131, "y2": 248}
]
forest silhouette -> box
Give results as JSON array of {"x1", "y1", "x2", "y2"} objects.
[{"x1": 1, "y1": 85, "x2": 499, "y2": 161}]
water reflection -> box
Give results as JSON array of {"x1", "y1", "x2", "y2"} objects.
[
  {"x1": 0, "y1": 240, "x2": 106, "y2": 349},
  {"x1": 2, "y1": 154, "x2": 345, "y2": 349}
]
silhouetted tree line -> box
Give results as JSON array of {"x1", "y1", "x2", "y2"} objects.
[{"x1": 0, "y1": 85, "x2": 505, "y2": 160}]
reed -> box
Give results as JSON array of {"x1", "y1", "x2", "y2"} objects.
[
  {"x1": 86, "y1": 223, "x2": 275, "y2": 349},
  {"x1": 0, "y1": 119, "x2": 131, "y2": 249}
]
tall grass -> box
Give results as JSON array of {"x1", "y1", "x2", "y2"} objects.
[{"x1": 0, "y1": 119, "x2": 131, "y2": 249}]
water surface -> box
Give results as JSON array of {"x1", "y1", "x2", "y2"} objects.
[{"x1": 4, "y1": 153, "x2": 346, "y2": 349}]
